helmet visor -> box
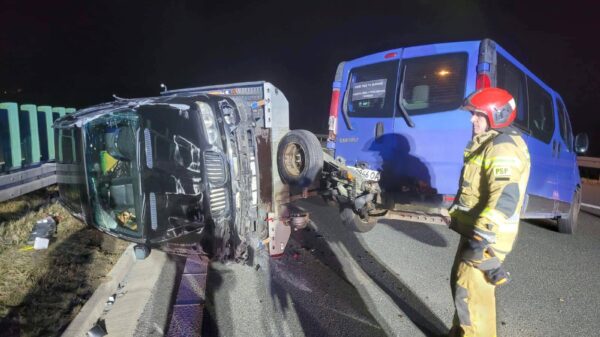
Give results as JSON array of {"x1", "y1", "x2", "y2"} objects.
[{"x1": 460, "y1": 96, "x2": 486, "y2": 114}]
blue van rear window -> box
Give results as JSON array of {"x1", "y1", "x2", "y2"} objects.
[
  {"x1": 399, "y1": 53, "x2": 468, "y2": 115},
  {"x1": 346, "y1": 60, "x2": 399, "y2": 118}
]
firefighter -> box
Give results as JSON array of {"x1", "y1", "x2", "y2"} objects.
[{"x1": 448, "y1": 87, "x2": 531, "y2": 337}]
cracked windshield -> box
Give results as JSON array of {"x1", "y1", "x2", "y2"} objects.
[{"x1": 84, "y1": 110, "x2": 142, "y2": 238}]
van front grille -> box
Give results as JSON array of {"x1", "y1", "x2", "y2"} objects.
[
  {"x1": 209, "y1": 187, "x2": 227, "y2": 216},
  {"x1": 204, "y1": 151, "x2": 226, "y2": 186}
]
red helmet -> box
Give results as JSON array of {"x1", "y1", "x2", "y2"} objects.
[{"x1": 462, "y1": 88, "x2": 516, "y2": 129}]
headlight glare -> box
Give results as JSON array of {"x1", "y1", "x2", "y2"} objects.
[{"x1": 197, "y1": 101, "x2": 219, "y2": 145}]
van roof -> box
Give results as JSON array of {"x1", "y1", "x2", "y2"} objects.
[{"x1": 342, "y1": 38, "x2": 559, "y2": 100}]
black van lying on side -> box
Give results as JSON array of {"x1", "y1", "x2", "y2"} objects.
[{"x1": 54, "y1": 82, "x2": 308, "y2": 260}]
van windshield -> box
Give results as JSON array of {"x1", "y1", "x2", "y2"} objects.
[{"x1": 84, "y1": 110, "x2": 143, "y2": 239}]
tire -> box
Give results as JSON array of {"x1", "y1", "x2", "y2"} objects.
[
  {"x1": 340, "y1": 207, "x2": 377, "y2": 232},
  {"x1": 558, "y1": 188, "x2": 581, "y2": 234},
  {"x1": 277, "y1": 129, "x2": 323, "y2": 187}
]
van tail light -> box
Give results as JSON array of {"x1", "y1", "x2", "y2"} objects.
[
  {"x1": 476, "y1": 39, "x2": 497, "y2": 90},
  {"x1": 328, "y1": 88, "x2": 340, "y2": 141},
  {"x1": 476, "y1": 73, "x2": 491, "y2": 90}
]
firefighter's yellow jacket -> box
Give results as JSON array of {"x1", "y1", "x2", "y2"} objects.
[{"x1": 450, "y1": 127, "x2": 531, "y2": 262}]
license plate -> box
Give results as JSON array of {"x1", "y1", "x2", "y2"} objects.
[{"x1": 354, "y1": 167, "x2": 381, "y2": 181}]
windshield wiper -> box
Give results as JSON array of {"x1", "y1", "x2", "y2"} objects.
[{"x1": 397, "y1": 65, "x2": 415, "y2": 128}]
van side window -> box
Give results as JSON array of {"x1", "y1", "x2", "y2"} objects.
[
  {"x1": 527, "y1": 78, "x2": 555, "y2": 144},
  {"x1": 556, "y1": 98, "x2": 573, "y2": 151},
  {"x1": 58, "y1": 129, "x2": 76, "y2": 164},
  {"x1": 565, "y1": 111, "x2": 573, "y2": 152},
  {"x1": 496, "y1": 54, "x2": 528, "y2": 130},
  {"x1": 399, "y1": 53, "x2": 467, "y2": 115},
  {"x1": 346, "y1": 60, "x2": 399, "y2": 118}
]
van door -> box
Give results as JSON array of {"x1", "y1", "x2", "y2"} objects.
[
  {"x1": 554, "y1": 97, "x2": 577, "y2": 213},
  {"x1": 390, "y1": 43, "x2": 477, "y2": 196},
  {"x1": 335, "y1": 42, "x2": 478, "y2": 197},
  {"x1": 335, "y1": 56, "x2": 401, "y2": 173},
  {"x1": 525, "y1": 76, "x2": 560, "y2": 215}
]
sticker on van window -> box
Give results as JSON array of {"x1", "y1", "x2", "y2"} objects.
[{"x1": 351, "y1": 79, "x2": 387, "y2": 101}]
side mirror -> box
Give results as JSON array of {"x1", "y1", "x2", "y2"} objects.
[{"x1": 574, "y1": 133, "x2": 589, "y2": 155}]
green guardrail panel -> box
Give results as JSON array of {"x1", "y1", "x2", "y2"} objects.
[
  {"x1": 58, "y1": 108, "x2": 76, "y2": 164},
  {"x1": 19, "y1": 104, "x2": 41, "y2": 166},
  {"x1": 37, "y1": 106, "x2": 55, "y2": 161},
  {"x1": 0, "y1": 102, "x2": 22, "y2": 170},
  {"x1": 52, "y1": 106, "x2": 66, "y2": 121},
  {"x1": 52, "y1": 107, "x2": 66, "y2": 163}
]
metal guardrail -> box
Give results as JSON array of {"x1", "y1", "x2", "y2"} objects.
[
  {"x1": 0, "y1": 163, "x2": 57, "y2": 203},
  {"x1": 578, "y1": 156, "x2": 600, "y2": 170},
  {"x1": 577, "y1": 156, "x2": 600, "y2": 213}
]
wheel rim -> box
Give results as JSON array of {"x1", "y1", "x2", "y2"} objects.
[{"x1": 282, "y1": 143, "x2": 305, "y2": 177}]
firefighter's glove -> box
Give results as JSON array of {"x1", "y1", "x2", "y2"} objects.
[
  {"x1": 477, "y1": 243, "x2": 511, "y2": 287},
  {"x1": 484, "y1": 265, "x2": 511, "y2": 286}
]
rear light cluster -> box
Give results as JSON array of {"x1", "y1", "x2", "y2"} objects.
[
  {"x1": 476, "y1": 39, "x2": 496, "y2": 90},
  {"x1": 476, "y1": 73, "x2": 491, "y2": 90},
  {"x1": 328, "y1": 88, "x2": 340, "y2": 141}
]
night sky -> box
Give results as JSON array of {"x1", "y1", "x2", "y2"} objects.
[{"x1": 2, "y1": 0, "x2": 599, "y2": 155}]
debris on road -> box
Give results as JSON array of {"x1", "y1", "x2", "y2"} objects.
[
  {"x1": 87, "y1": 319, "x2": 108, "y2": 337},
  {"x1": 26, "y1": 216, "x2": 57, "y2": 248},
  {"x1": 33, "y1": 237, "x2": 50, "y2": 250}
]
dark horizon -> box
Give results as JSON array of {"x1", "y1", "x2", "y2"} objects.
[{"x1": 2, "y1": 0, "x2": 599, "y2": 155}]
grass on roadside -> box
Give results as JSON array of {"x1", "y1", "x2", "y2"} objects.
[{"x1": 0, "y1": 187, "x2": 129, "y2": 337}]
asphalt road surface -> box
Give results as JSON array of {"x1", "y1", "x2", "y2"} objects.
[{"x1": 202, "y1": 198, "x2": 600, "y2": 337}]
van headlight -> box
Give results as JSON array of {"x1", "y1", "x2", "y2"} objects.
[{"x1": 196, "y1": 101, "x2": 220, "y2": 145}]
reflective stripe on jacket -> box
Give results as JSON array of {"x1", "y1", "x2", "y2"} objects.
[{"x1": 450, "y1": 127, "x2": 531, "y2": 260}]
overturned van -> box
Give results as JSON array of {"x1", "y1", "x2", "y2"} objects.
[{"x1": 54, "y1": 82, "x2": 304, "y2": 259}]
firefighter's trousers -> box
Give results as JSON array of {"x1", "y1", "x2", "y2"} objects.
[{"x1": 449, "y1": 237, "x2": 498, "y2": 337}]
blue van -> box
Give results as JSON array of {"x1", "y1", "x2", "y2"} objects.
[{"x1": 325, "y1": 39, "x2": 589, "y2": 233}]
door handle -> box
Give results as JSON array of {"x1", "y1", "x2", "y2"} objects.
[{"x1": 375, "y1": 122, "x2": 384, "y2": 140}]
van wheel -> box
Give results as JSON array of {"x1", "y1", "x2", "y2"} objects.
[
  {"x1": 558, "y1": 188, "x2": 581, "y2": 234},
  {"x1": 277, "y1": 130, "x2": 323, "y2": 187},
  {"x1": 340, "y1": 207, "x2": 377, "y2": 232}
]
